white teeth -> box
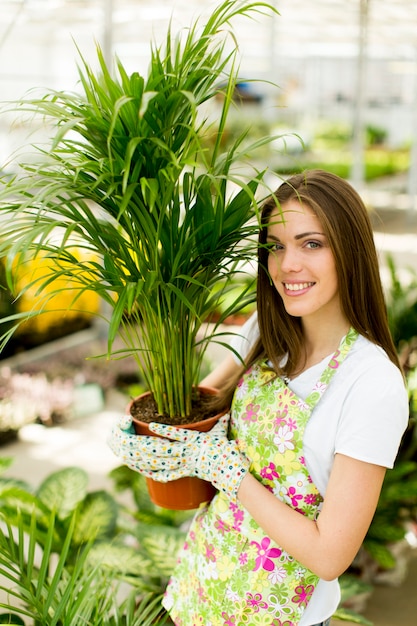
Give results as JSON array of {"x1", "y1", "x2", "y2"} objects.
[{"x1": 284, "y1": 282, "x2": 313, "y2": 291}]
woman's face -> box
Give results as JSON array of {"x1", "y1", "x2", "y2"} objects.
[{"x1": 266, "y1": 200, "x2": 343, "y2": 326}]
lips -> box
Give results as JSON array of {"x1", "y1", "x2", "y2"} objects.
[{"x1": 283, "y1": 282, "x2": 315, "y2": 292}]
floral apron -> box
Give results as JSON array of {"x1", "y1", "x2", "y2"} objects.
[{"x1": 164, "y1": 328, "x2": 358, "y2": 626}]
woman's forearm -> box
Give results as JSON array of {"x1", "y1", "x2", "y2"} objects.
[
  {"x1": 237, "y1": 454, "x2": 386, "y2": 581},
  {"x1": 237, "y1": 472, "x2": 329, "y2": 577}
]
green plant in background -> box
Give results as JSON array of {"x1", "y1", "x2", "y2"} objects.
[
  {"x1": 300, "y1": 149, "x2": 409, "y2": 181},
  {"x1": 0, "y1": 260, "x2": 19, "y2": 365},
  {"x1": 365, "y1": 124, "x2": 387, "y2": 146},
  {"x1": 385, "y1": 252, "x2": 417, "y2": 353},
  {"x1": 313, "y1": 120, "x2": 353, "y2": 149},
  {"x1": 362, "y1": 460, "x2": 417, "y2": 570},
  {"x1": 0, "y1": 0, "x2": 279, "y2": 421},
  {"x1": 0, "y1": 511, "x2": 169, "y2": 626},
  {"x1": 332, "y1": 575, "x2": 373, "y2": 625},
  {"x1": 0, "y1": 457, "x2": 183, "y2": 624},
  {"x1": 108, "y1": 465, "x2": 191, "y2": 585},
  {"x1": 0, "y1": 460, "x2": 119, "y2": 559},
  {"x1": 384, "y1": 252, "x2": 417, "y2": 463},
  {"x1": 294, "y1": 120, "x2": 409, "y2": 181}
]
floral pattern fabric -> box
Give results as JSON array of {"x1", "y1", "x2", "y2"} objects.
[{"x1": 163, "y1": 328, "x2": 358, "y2": 626}]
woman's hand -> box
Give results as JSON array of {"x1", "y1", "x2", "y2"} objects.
[
  {"x1": 108, "y1": 413, "x2": 250, "y2": 499},
  {"x1": 148, "y1": 414, "x2": 250, "y2": 499},
  {"x1": 107, "y1": 414, "x2": 179, "y2": 476}
]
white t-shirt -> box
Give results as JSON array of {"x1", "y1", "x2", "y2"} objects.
[{"x1": 230, "y1": 314, "x2": 409, "y2": 625}]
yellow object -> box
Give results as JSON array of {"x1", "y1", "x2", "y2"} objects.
[{"x1": 13, "y1": 247, "x2": 100, "y2": 340}]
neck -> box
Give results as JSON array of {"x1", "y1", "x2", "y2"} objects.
[{"x1": 295, "y1": 318, "x2": 350, "y2": 376}]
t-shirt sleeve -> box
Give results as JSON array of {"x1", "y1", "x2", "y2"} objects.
[
  {"x1": 335, "y1": 358, "x2": 409, "y2": 469},
  {"x1": 229, "y1": 311, "x2": 260, "y2": 363}
]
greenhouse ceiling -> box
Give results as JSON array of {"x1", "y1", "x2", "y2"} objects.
[
  {"x1": 2, "y1": 1, "x2": 417, "y2": 49},
  {"x1": 2, "y1": 1, "x2": 417, "y2": 85},
  {"x1": 2, "y1": 0, "x2": 417, "y2": 187}
]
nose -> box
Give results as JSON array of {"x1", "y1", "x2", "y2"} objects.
[{"x1": 280, "y1": 246, "x2": 302, "y2": 273}]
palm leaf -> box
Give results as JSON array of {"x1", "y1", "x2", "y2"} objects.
[
  {"x1": 0, "y1": 507, "x2": 167, "y2": 625},
  {"x1": 0, "y1": 1, "x2": 281, "y2": 418}
]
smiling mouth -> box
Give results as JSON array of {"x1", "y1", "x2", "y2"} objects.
[{"x1": 284, "y1": 282, "x2": 315, "y2": 291}]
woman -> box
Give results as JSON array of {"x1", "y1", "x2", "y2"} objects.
[{"x1": 109, "y1": 170, "x2": 409, "y2": 626}]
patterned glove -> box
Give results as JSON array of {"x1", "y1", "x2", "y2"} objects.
[
  {"x1": 107, "y1": 414, "x2": 179, "y2": 474},
  {"x1": 107, "y1": 413, "x2": 249, "y2": 500},
  {"x1": 147, "y1": 414, "x2": 250, "y2": 499}
]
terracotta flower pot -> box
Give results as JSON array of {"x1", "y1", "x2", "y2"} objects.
[{"x1": 129, "y1": 387, "x2": 225, "y2": 510}]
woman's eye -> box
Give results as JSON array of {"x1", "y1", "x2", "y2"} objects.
[
  {"x1": 268, "y1": 242, "x2": 283, "y2": 252},
  {"x1": 306, "y1": 240, "x2": 321, "y2": 249}
]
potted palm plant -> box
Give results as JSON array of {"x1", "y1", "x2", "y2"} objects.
[{"x1": 0, "y1": 0, "x2": 279, "y2": 508}]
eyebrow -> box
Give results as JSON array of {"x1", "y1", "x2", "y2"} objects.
[{"x1": 266, "y1": 231, "x2": 325, "y2": 241}]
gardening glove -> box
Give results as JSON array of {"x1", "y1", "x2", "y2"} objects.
[
  {"x1": 108, "y1": 413, "x2": 250, "y2": 499},
  {"x1": 107, "y1": 414, "x2": 178, "y2": 475},
  {"x1": 146, "y1": 414, "x2": 250, "y2": 500}
]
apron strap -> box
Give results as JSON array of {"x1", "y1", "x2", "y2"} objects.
[{"x1": 304, "y1": 327, "x2": 359, "y2": 410}]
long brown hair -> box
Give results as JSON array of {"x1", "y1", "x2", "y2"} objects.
[{"x1": 215, "y1": 169, "x2": 401, "y2": 409}]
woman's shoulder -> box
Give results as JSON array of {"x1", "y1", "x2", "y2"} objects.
[
  {"x1": 350, "y1": 332, "x2": 399, "y2": 367},
  {"x1": 333, "y1": 334, "x2": 409, "y2": 468},
  {"x1": 342, "y1": 332, "x2": 406, "y2": 393}
]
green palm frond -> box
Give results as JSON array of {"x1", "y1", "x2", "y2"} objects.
[
  {"x1": 0, "y1": 1, "x2": 280, "y2": 418},
  {"x1": 0, "y1": 464, "x2": 170, "y2": 625}
]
